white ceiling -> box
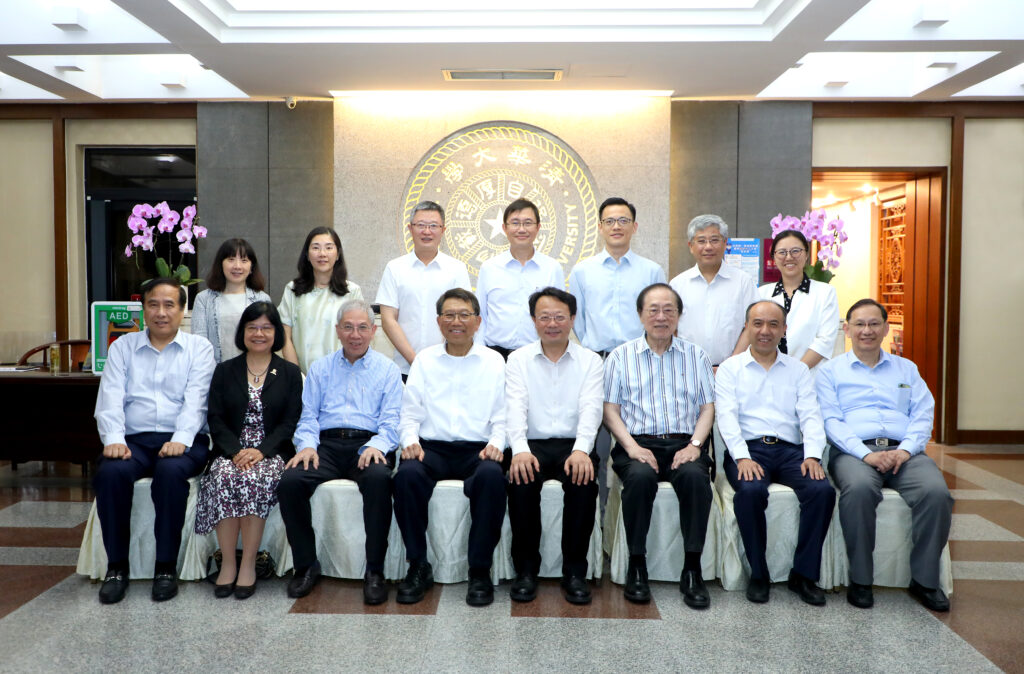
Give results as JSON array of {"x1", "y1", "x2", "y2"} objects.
[{"x1": 1, "y1": 0, "x2": 1022, "y2": 102}]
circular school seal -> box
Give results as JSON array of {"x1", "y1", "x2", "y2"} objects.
[{"x1": 401, "y1": 121, "x2": 600, "y2": 281}]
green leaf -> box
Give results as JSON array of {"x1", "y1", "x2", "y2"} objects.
[
  {"x1": 174, "y1": 264, "x2": 191, "y2": 283},
  {"x1": 155, "y1": 258, "x2": 171, "y2": 278}
]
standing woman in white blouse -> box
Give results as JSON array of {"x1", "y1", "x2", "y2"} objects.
[
  {"x1": 191, "y1": 238, "x2": 272, "y2": 362},
  {"x1": 757, "y1": 229, "x2": 839, "y2": 371},
  {"x1": 278, "y1": 226, "x2": 363, "y2": 373}
]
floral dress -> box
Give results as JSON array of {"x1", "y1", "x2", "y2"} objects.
[{"x1": 195, "y1": 383, "x2": 285, "y2": 534}]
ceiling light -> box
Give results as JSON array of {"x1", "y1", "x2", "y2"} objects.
[
  {"x1": 860, "y1": 183, "x2": 874, "y2": 193},
  {"x1": 442, "y1": 69, "x2": 563, "y2": 82},
  {"x1": 914, "y1": 1, "x2": 949, "y2": 28},
  {"x1": 160, "y1": 71, "x2": 187, "y2": 89},
  {"x1": 824, "y1": 80, "x2": 848, "y2": 88},
  {"x1": 51, "y1": 6, "x2": 88, "y2": 31},
  {"x1": 55, "y1": 61, "x2": 84, "y2": 73},
  {"x1": 927, "y1": 61, "x2": 956, "y2": 69}
]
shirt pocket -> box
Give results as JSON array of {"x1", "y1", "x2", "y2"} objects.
[{"x1": 896, "y1": 385, "x2": 911, "y2": 414}]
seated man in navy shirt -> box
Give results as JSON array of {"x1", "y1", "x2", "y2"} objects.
[
  {"x1": 277, "y1": 299, "x2": 403, "y2": 604},
  {"x1": 93, "y1": 278, "x2": 216, "y2": 604}
]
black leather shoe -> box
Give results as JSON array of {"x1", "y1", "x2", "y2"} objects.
[
  {"x1": 287, "y1": 561, "x2": 321, "y2": 599},
  {"x1": 561, "y1": 575, "x2": 592, "y2": 605},
  {"x1": 679, "y1": 569, "x2": 710, "y2": 609},
  {"x1": 363, "y1": 571, "x2": 388, "y2": 605},
  {"x1": 624, "y1": 560, "x2": 651, "y2": 604},
  {"x1": 909, "y1": 579, "x2": 949, "y2": 612},
  {"x1": 98, "y1": 570, "x2": 128, "y2": 604},
  {"x1": 151, "y1": 573, "x2": 178, "y2": 602},
  {"x1": 746, "y1": 577, "x2": 770, "y2": 603},
  {"x1": 847, "y1": 582, "x2": 874, "y2": 608},
  {"x1": 234, "y1": 583, "x2": 256, "y2": 600},
  {"x1": 396, "y1": 560, "x2": 434, "y2": 604},
  {"x1": 510, "y1": 571, "x2": 538, "y2": 603},
  {"x1": 787, "y1": 571, "x2": 826, "y2": 606},
  {"x1": 213, "y1": 581, "x2": 235, "y2": 598},
  {"x1": 466, "y1": 570, "x2": 494, "y2": 607}
]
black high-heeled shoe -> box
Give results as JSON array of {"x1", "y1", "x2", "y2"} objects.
[
  {"x1": 234, "y1": 582, "x2": 256, "y2": 600},
  {"x1": 214, "y1": 581, "x2": 235, "y2": 598}
]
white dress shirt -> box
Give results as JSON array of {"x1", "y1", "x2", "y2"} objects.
[
  {"x1": 505, "y1": 340, "x2": 604, "y2": 456},
  {"x1": 477, "y1": 250, "x2": 565, "y2": 349},
  {"x1": 757, "y1": 278, "x2": 839, "y2": 369},
  {"x1": 670, "y1": 263, "x2": 758, "y2": 366},
  {"x1": 399, "y1": 342, "x2": 506, "y2": 449},
  {"x1": 715, "y1": 348, "x2": 826, "y2": 461},
  {"x1": 568, "y1": 249, "x2": 666, "y2": 353},
  {"x1": 94, "y1": 329, "x2": 216, "y2": 448},
  {"x1": 375, "y1": 251, "x2": 472, "y2": 374}
]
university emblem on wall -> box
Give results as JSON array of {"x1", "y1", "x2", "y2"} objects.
[{"x1": 401, "y1": 121, "x2": 600, "y2": 282}]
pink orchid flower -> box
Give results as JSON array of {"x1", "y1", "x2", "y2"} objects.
[
  {"x1": 131, "y1": 233, "x2": 148, "y2": 247},
  {"x1": 132, "y1": 203, "x2": 157, "y2": 218},
  {"x1": 124, "y1": 243, "x2": 133, "y2": 258},
  {"x1": 183, "y1": 205, "x2": 196, "y2": 219},
  {"x1": 176, "y1": 228, "x2": 193, "y2": 243},
  {"x1": 127, "y1": 215, "x2": 147, "y2": 233},
  {"x1": 179, "y1": 241, "x2": 196, "y2": 254},
  {"x1": 154, "y1": 201, "x2": 171, "y2": 217},
  {"x1": 141, "y1": 226, "x2": 156, "y2": 251},
  {"x1": 192, "y1": 225, "x2": 207, "y2": 238}
]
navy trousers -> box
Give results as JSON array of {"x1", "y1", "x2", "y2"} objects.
[
  {"x1": 93, "y1": 432, "x2": 209, "y2": 567},
  {"x1": 724, "y1": 439, "x2": 835, "y2": 582},
  {"x1": 393, "y1": 439, "x2": 506, "y2": 570}
]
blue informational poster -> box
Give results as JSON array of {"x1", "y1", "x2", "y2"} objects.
[
  {"x1": 90, "y1": 301, "x2": 144, "y2": 374},
  {"x1": 725, "y1": 238, "x2": 763, "y2": 283}
]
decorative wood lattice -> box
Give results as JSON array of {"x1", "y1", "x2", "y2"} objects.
[{"x1": 879, "y1": 198, "x2": 906, "y2": 355}]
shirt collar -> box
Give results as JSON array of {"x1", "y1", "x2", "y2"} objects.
[
  {"x1": 529, "y1": 339, "x2": 576, "y2": 364},
  {"x1": 849, "y1": 348, "x2": 892, "y2": 370},
  {"x1": 638, "y1": 334, "x2": 684, "y2": 355},
  {"x1": 335, "y1": 347, "x2": 371, "y2": 369},
  {"x1": 771, "y1": 273, "x2": 811, "y2": 297},
  {"x1": 409, "y1": 250, "x2": 442, "y2": 269},
  {"x1": 139, "y1": 328, "x2": 185, "y2": 352},
  {"x1": 685, "y1": 262, "x2": 731, "y2": 283},
  {"x1": 600, "y1": 248, "x2": 635, "y2": 267},
  {"x1": 740, "y1": 347, "x2": 787, "y2": 370},
  {"x1": 501, "y1": 250, "x2": 539, "y2": 269}
]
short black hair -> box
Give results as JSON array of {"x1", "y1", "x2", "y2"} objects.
[
  {"x1": 142, "y1": 277, "x2": 186, "y2": 307},
  {"x1": 503, "y1": 198, "x2": 540, "y2": 224},
  {"x1": 528, "y1": 287, "x2": 576, "y2": 317},
  {"x1": 435, "y1": 287, "x2": 480, "y2": 316},
  {"x1": 205, "y1": 237, "x2": 266, "y2": 292},
  {"x1": 411, "y1": 200, "x2": 446, "y2": 225},
  {"x1": 846, "y1": 298, "x2": 888, "y2": 322},
  {"x1": 770, "y1": 229, "x2": 810, "y2": 258},
  {"x1": 744, "y1": 299, "x2": 787, "y2": 323},
  {"x1": 636, "y1": 283, "x2": 682, "y2": 314},
  {"x1": 599, "y1": 197, "x2": 636, "y2": 221},
  {"x1": 234, "y1": 301, "x2": 285, "y2": 352}
]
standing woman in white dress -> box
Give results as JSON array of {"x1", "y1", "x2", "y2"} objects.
[
  {"x1": 191, "y1": 238, "x2": 272, "y2": 362},
  {"x1": 757, "y1": 229, "x2": 839, "y2": 372},
  {"x1": 278, "y1": 226, "x2": 363, "y2": 373}
]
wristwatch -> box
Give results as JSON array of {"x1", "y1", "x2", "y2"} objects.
[{"x1": 690, "y1": 439, "x2": 702, "y2": 449}]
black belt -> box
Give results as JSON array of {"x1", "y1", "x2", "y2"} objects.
[
  {"x1": 635, "y1": 433, "x2": 690, "y2": 441},
  {"x1": 488, "y1": 345, "x2": 514, "y2": 360},
  {"x1": 864, "y1": 438, "x2": 902, "y2": 448},
  {"x1": 596, "y1": 350, "x2": 610, "y2": 359},
  {"x1": 753, "y1": 436, "x2": 782, "y2": 445},
  {"x1": 320, "y1": 428, "x2": 373, "y2": 440}
]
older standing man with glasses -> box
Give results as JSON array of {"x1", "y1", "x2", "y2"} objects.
[{"x1": 376, "y1": 200, "x2": 472, "y2": 380}]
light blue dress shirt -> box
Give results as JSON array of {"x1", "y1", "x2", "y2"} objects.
[
  {"x1": 815, "y1": 349, "x2": 935, "y2": 460},
  {"x1": 604, "y1": 335, "x2": 714, "y2": 436},
  {"x1": 568, "y1": 249, "x2": 666, "y2": 353},
  {"x1": 477, "y1": 250, "x2": 565, "y2": 349},
  {"x1": 293, "y1": 348, "x2": 403, "y2": 454},
  {"x1": 94, "y1": 329, "x2": 215, "y2": 448}
]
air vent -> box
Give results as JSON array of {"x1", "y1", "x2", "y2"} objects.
[{"x1": 442, "y1": 69, "x2": 563, "y2": 82}]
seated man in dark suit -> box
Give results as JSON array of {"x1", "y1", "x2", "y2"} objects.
[
  {"x1": 93, "y1": 278, "x2": 216, "y2": 604},
  {"x1": 277, "y1": 299, "x2": 403, "y2": 604},
  {"x1": 393, "y1": 288, "x2": 507, "y2": 607}
]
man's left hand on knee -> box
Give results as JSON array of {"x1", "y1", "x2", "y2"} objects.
[{"x1": 158, "y1": 441, "x2": 187, "y2": 457}]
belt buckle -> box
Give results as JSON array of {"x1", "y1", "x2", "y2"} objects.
[
  {"x1": 874, "y1": 438, "x2": 890, "y2": 448},
  {"x1": 762, "y1": 436, "x2": 778, "y2": 445}
]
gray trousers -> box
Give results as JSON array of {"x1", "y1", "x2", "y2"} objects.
[{"x1": 829, "y1": 449, "x2": 953, "y2": 588}]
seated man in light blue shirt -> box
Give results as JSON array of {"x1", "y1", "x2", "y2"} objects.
[
  {"x1": 817, "y1": 298, "x2": 953, "y2": 612},
  {"x1": 93, "y1": 278, "x2": 216, "y2": 604},
  {"x1": 276, "y1": 299, "x2": 403, "y2": 605},
  {"x1": 716, "y1": 300, "x2": 834, "y2": 606}
]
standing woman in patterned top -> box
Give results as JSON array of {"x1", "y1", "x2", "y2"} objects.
[
  {"x1": 195, "y1": 302, "x2": 303, "y2": 599},
  {"x1": 757, "y1": 229, "x2": 839, "y2": 372},
  {"x1": 278, "y1": 227, "x2": 364, "y2": 373},
  {"x1": 191, "y1": 238, "x2": 272, "y2": 362}
]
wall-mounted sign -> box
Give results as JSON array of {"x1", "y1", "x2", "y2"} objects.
[{"x1": 402, "y1": 121, "x2": 601, "y2": 282}]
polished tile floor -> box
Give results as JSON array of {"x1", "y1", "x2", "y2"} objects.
[{"x1": 0, "y1": 444, "x2": 1021, "y2": 673}]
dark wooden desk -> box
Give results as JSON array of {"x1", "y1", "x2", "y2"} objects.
[{"x1": 0, "y1": 371, "x2": 101, "y2": 471}]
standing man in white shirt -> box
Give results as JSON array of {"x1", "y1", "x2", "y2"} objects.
[
  {"x1": 568, "y1": 197, "x2": 666, "y2": 357},
  {"x1": 670, "y1": 214, "x2": 758, "y2": 368},
  {"x1": 393, "y1": 288, "x2": 507, "y2": 607},
  {"x1": 376, "y1": 201, "x2": 472, "y2": 378},
  {"x1": 716, "y1": 300, "x2": 834, "y2": 606},
  {"x1": 505, "y1": 287, "x2": 604, "y2": 605},
  {"x1": 476, "y1": 198, "x2": 565, "y2": 360},
  {"x1": 93, "y1": 278, "x2": 216, "y2": 604}
]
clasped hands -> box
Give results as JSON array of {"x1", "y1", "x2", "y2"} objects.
[
  {"x1": 625, "y1": 443, "x2": 700, "y2": 472},
  {"x1": 863, "y1": 448, "x2": 911, "y2": 474}
]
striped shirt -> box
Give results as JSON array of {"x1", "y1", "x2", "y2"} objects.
[{"x1": 604, "y1": 335, "x2": 715, "y2": 436}]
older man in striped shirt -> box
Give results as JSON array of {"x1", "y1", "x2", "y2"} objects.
[{"x1": 604, "y1": 283, "x2": 716, "y2": 609}]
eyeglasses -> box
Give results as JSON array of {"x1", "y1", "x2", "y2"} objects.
[
  {"x1": 245, "y1": 324, "x2": 275, "y2": 334},
  {"x1": 849, "y1": 321, "x2": 885, "y2": 330},
  {"x1": 411, "y1": 222, "x2": 442, "y2": 231},
  {"x1": 339, "y1": 324, "x2": 372, "y2": 334},
  {"x1": 645, "y1": 307, "x2": 679, "y2": 317},
  {"x1": 440, "y1": 312, "x2": 476, "y2": 322},
  {"x1": 600, "y1": 217, "x2": 633, "y2": 227},
  {"x1": 535, "y1": 314, "x2": 569, "y2": 324},
  {"x1": 506, "y1": 219, "x2": 537, "y2": 229},
  {"x1": 693, "y1": 237, "x2": 724, "y2": 246},
  {"x1": 774, "y1": 248, "x2": 806, "y2": 258}
]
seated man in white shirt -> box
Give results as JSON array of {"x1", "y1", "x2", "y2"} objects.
[
  {"x1": 477, "y1": 198, "x2": 565, "y2": 360},
  {"x1": 93, "y1": 278, "x2": 216, "y2": 604},
  {"x1": 394, "y1": 288, "x2": 507, "y2": 606},
  {"x1": 505, "y1": 287, "x2": 604, "y2": 605},
  {"x1": 716, "y1": 300, "x2": 834, "y2": 605}
]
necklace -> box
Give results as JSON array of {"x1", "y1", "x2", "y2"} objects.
[{"x1": 246, "y1": 358, "x2": 271, "y2": 383}]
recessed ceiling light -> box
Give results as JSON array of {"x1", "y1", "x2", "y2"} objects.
[
  {"x1": 442, "y1": 68, "x2": 563, "y2": 82},
  {"x1": 824, "y1": 80, "x2": 848, "y2": 88}
]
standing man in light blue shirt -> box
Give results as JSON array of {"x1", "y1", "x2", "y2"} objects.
[
  {"x1": 276, "y1": 298, "x2": 403, "y2": 605},
  {"x1": 817, "y1": 298, "x2": 952, "y2": 612},
  {"x1": 568, "y1": 197, "x2": 666, "y2": 356},
  {"x1": 476, "y1": 198, "x2": 565, "y2": 359},
  {"x1": 93, "y1": 278, "x2": 216, "y2": 604}
]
